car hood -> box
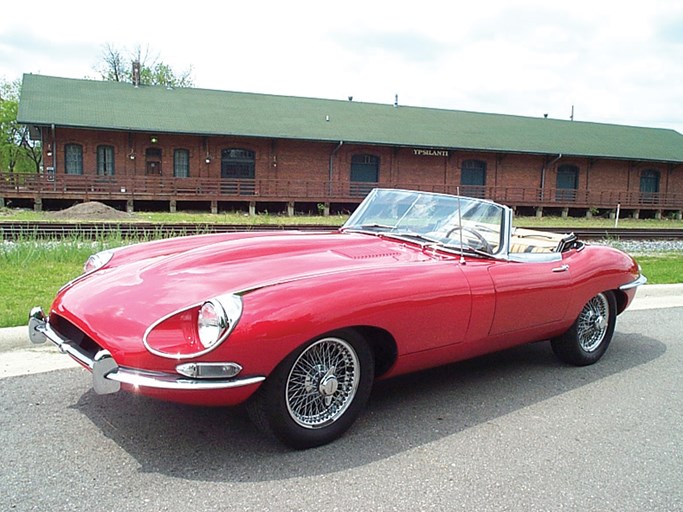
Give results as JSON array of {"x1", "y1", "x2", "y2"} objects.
[{"x1": 52, "y1": 231, "x2": 433, "y2": 349}]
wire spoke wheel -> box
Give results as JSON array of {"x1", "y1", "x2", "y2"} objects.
[
  {"x1": 247, "y1": 329, "x2": 374, "y2": 448},
  {"x1": 576, "y1": 293, "x2": 610, "y2": 352},
  {"x1": 551, "y1": 290, "x2": 616, "y2": 366},
  {"x1": 286, "y1": 337, "x2": 360, "y2": 429}
]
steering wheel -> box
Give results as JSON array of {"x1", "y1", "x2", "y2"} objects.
[{"x1": 445, "y1": 226, "x2": 493, "y2": 253}]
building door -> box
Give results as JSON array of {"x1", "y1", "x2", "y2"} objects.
[
  {"x1": 461, "y1": 159, "x2": 486, "y2": 198},
  {"x1": 65, "y1": 144, "x2": 84, "y2": 175},
  {"x1": 640, "y1": 169, "x2": 660, "y2": 204},
  {"x1": 96, "y1": 145, "x2": 115, "y2": 176},
  {"x1": 221, "y1": 149, "x2": 255, "y2": 195},
  {"x1": 145, "y1": 148, "x2": 162, "y2": 175},
  {"x1": 556, "y1": 164, "x2": 578, "y2": 201},
  {"x1": 350, "y1": 154, "x2": 379, "y2": 196}
]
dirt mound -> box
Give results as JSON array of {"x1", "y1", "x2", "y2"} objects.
[{"x1": 49, "y1": 202, "x2": 133, "y2": 220}]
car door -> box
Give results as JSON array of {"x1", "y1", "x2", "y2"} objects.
[{"x1": 487, "y1": 256, "x2": 572, "y2": 336}]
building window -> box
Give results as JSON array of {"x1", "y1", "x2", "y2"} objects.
[
  {"x1": 174, "y1": 149, "x2": 190, "y2": 178},
  {"x1": 350, "y1": 154, "x2": 379, "y2": 196},
  {"x1": 556, "y1": 164, "x2": 579, "y2": 201},
  {"x1": 64, "y1": 144, "x2": 83, "y2": 175},
  {"x1": 96, "y1": 145, "x2": 115, "y2": 176},
  {"x1": 640, "y1": 169, "x2": 660, "y2": 204},
  {"x1": 460, "y1": 159, "x2": 487, "y2": 198},
  {"x1": 221, "y1": 148, "x2": 255, "y2": 194},
  {"x1": 145, "y1": 148, "x2": 162, "y2": 175}
]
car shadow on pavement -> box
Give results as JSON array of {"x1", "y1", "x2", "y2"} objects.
[{"x1": 71, "y1": 329, "x2": 665, "y2": 482}]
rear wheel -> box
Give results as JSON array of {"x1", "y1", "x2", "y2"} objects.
[
  {"x1": 247, "y1": 329, "x2": 374, "y2": 449},
  {"x1": 551, "y1": 291, "x2": 617, "y2": 366}
]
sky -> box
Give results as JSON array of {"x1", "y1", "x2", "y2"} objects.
[{"x1": 2, "y1": 0, "x2": 683, "y2": 134}]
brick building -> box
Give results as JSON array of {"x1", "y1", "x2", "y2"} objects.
[{"x1": 5, "y1": 73, "x2": 683, "y2": 218}]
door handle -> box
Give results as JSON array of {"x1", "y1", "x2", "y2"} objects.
[{"x1": 552, "y1": 264, "x2": 569, "y2": 273}]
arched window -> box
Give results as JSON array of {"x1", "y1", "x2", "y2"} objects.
[
  {"x1": 556, "y1": 164, "x2": 579, "y2": 201},
  {"x1": 174, "y1": 149, "x2": 190, "y2": 178},
  {"x1": 460, "y1": 159, "x2": 487, "y2": 198},
  {"x1": 350, "y1": 154, "x2": 379, "y2": 196},
  {"x1": 221, "y1": 148, "x2": 255, "y2": 194},
  {"x1": 64, "y1": 144, "x2": 83, "y2": 175},
  {"x1": 96, "y1": 145, "x2": 115, "y2": 176},
  {"x1": 640, "y1": 169, "x2": 660, "y2": 204}
]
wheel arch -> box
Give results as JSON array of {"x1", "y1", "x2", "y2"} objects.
[
  {"x1": 347, "y1": 325, "x2": 398, "y2": 377},
  {"x1": 612, "y1": 288, "x2": 630, "y2": 315}
]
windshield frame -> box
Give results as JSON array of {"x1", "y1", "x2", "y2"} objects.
[{"x1": 341, "y1": 188, "x2": 512, "y2": 258}]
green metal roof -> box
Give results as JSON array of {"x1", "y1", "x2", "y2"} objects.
[{"x1": 18, "y1": 73, "x2": 683, "y2": 163}]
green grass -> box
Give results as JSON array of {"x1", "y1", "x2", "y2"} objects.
[
  {"x1": 139, "y1": 211, "x2": 349, "y2": 226},
  {"x1": 2, "y1": 259, "x2": 84, "y2": 328},
  {"x1": 514, "y1": 216, "x2": 683, "y2": 229},
  {"x1": 632, "y1": 253, "x2": 683, "y2": 284},
  {"x1": 0, "y1": 237, "x2": 126, "y2": 328},
  {"x1": 0, "y1": 207, "x2": 349, "y2": 226}
]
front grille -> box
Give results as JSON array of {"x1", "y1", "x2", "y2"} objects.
[{"x1": 50, "y1": 314, "x2": 103, "y2": 359}]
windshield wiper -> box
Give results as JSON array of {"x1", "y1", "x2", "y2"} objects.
[
  {"x1": 342, "y1": 223, "x2": 396, "y2": 232},
  {"x1": 389, "y1": 232, "x2": 493, "y2": 258},
  {"x1": 439, "y1": 244, "x2": 492, "y2": 258},
  {"x1": 387, "y1": 232, "x2": 443, "y2": 245}
]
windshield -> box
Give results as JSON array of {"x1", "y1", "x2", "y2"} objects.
[{"x1": 342, "y1": 189, "x2": 507, "y2": 255}]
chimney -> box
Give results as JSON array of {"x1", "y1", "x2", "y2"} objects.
[{"x1": 132, "y1": 61, "x2": 141, "y2": 87}]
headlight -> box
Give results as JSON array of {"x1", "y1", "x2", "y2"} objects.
[
  {"x1": 198, "y1": 301, "x2": 227, "y2": 348},
  {"x1": 83, "y1": 250, "x2": 114, "y2": 274},
  {"x1": 197, "y1": 294, "x2": 243, "y2": 349}
]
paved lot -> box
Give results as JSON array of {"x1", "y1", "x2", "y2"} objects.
[{"x1": 0, "y1": 298, "x2": 681, "y2": 511}]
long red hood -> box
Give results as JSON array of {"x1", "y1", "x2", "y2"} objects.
[{"x1": 51, "y1": 231, "x2": 434, "y2": 350}]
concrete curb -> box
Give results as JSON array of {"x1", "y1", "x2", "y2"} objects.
[
  {"x1": 0, "y1": 326, "x2": 28, "y2": 353},
  {"x1": 2, "y1": 284, "x2": 681, "y2": 355},
  {"x1": 630, "y1": 283, "x2": 683, "y2": 298}
]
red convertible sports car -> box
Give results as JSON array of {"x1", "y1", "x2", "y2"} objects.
[{"x1": 29, "y1": 188, "x2": 646, "y2": 448}]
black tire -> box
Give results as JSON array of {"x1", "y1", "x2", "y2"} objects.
[
  {"x1": 247, "y1": 329, "x2": 374, "y2": 449},
  {"x1": 551, "y1": 291, "x2": 617, "y2": 366}
]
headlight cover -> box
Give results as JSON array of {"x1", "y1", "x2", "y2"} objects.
[
  {"x1": 83, "y1": 249, "x2": 115, "y2": 274},
  {"x1": 198, "y1": 301, "x2": 227, "y2": 348},
  {"x1": 198, "y1": 295, "x2": 242, "y2": 348}
]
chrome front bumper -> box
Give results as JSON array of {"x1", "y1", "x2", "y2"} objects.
[
  {"x1": 28, "y1": 307, "x2": 265, "y2": 395},
  {"x1": 619, "y1": 274, "x2": 648, "y2": 291}
]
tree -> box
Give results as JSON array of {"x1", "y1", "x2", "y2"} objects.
[
  {"x1": 96, "y1": 43, "x2": 127, "y2": 82},
  {"x1": 95, "y1": 43, "x2": 193, "y2": 88},
  {"x1": 0, "y1": 78, "x2": 40, "y2": 174}
]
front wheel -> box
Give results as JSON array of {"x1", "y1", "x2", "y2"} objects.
[
  {"x1": 247, "y1": 329, "x2": 374, "y2": 449},
  {"x1": 551, "y1": 291, "x2": 617, "y2": 366}
]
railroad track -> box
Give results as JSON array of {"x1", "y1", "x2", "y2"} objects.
[{"x1": 1, "y1": 222, "x2": 681, "y2": 241}]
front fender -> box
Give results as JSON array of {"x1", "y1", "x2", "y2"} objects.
[{"x1": 218, "y1": 261, "x2": 472, "y2": 377}]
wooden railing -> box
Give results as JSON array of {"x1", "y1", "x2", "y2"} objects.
[{"x1": 1, "y1": 172, "x2": 681, "y2": 209}]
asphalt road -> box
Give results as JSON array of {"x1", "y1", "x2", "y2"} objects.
[{"x1": 1, "y1": 306, "x2": 681, "y2": 511}]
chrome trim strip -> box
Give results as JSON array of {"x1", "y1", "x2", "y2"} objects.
[
  {"x1": 142, "y1": 300, "x2": 209, "y2": 360},
  {"x1": 28, "y1": 312, "x2": 265, "y2": 392},
  {"x1": 620, "y1": 274, "x2": 648, "y2": 291},
  {"x1": 108, "y1": 369, "x2": 265, "y2": 391}
]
